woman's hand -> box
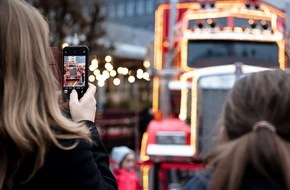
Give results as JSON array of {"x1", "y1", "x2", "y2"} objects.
[{"x1": 69, "y1": 83, "x2": 97, "y2": 122}]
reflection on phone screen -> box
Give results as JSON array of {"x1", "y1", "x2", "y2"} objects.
[{"x1": 63, "y1": 55, "x2": 86, "y2": 89}]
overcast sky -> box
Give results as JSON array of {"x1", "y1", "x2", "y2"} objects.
[{"x1": 263, "y1": 0, "x2": 286, "y2": 9}]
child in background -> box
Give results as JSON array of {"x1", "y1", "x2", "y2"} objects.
[{"x1": 111, "y1": 146, "x2": 142, "y2": 190}]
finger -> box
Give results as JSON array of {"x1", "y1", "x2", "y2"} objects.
[
  {"x1": 88, "y1": 83, "x2": 97, "y2": 94},
  {"x1": 82, "y1": 83, "x2": 96, "y2": 100},
  {"x1": 70, "y1": 89, "x2": 79, "y2": 103}
]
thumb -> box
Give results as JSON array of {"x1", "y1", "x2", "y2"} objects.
[{"x1": 70, "y1": 89, "x2": 79, "y2": 103}]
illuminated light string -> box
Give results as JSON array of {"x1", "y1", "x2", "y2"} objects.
[
  {"x1": 87, "y1": 55, "x2": 150, "y2": 87},
  {"x1": 154, "y1": 0, "x2": 286, "y2": 73},
  {"x1": 61, "y1": 39, "x2": 152, "y2": 87}
]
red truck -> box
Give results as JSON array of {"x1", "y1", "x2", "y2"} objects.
[{"x1": 140, "y1": 1, "x2": 287, "y2": 189}]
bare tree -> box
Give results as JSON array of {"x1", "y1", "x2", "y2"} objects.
[{"x1": 26, "y1": 0, "x2": 107, "y2": 55}]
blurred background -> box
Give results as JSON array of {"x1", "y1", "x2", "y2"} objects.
[
  {"x1": 26, "y1": 0, "x2": 286, "y2": 152},
  {"x1": 26, "y1": 1, "x2": 290, "y2": 190}
]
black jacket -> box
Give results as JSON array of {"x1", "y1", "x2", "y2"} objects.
[
  {"x1": 183, "y1": 168, "x2": 213, "y2": 190},
  {"x1": 13, "y1": 121, "x2": 117, "y2": 190},
  {"x1": 183, "y1": 168, "x2": 284, "y2": 190}
]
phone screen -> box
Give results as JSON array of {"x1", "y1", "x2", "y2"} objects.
[{"x1": 62, "y1": 45, "x2": 88, "y2": 99}]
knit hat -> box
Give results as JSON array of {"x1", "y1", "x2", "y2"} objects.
[{"x1": 111, "y1": 146, "x2": 134, "y2": 165}]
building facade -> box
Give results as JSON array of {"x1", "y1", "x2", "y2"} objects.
[{"x1": 102, "y1": 0, "x2": 173, "y2": 32}]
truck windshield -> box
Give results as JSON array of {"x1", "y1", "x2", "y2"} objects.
[{"x1": 187, "y1": 40, "x2": 279, "y2": 68}]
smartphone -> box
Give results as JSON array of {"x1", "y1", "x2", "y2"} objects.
[{"x1": 62, "y1": 45, "x2": 89, "y2": 99}]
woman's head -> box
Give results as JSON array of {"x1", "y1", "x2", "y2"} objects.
[
  {"x1": 209, "y1": 69, "x2": 290, "y2": 190},
  {"x1": 1, "y1": 0, "x2": 63, "y2": 141},
  {"x1": 221, "y1": 69, "x2": 290, "y2": 141},
  {"x1": 0, "y1": 0, "x2": 91, "y2": 188},
  {"x1": 0, "y1": 0, "x2": 52, "y2": 100},
  {"x1": 0, "y1": 0, "x2": 55, "y2": 127}
]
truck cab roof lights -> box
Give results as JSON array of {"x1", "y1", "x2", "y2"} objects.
[
  {"x1": 254, "y1": 4, "x2": 260, "y2": 10},
  {"x1": 220, "y1": 26, "x2": 233, "y2": 32},
  {"x1": 251, "y1": 29, "x2": 261, "y2": 35},
  {"x1": 196, "y1": 20, "x2": 216, "y2": 29},
  {"x1": 189, "y1": 19, "x2": 272, "y2": 33},
  {"x1": 245, "y1": 3, "x2": 260, "y2": 10},
  {"x1": 243, "y1": 27, "x2": 251, "y2": 33},
  {"x1": 200, "y1": 2, "x2": 216, "y2": 9},
  {"x1": 262, "y1": 30, "x2": 272, "y2": 36},
  {"x1": 191, "y1": 25, "x2": 271, "y2": 34},
  {"x1": 261, "y1": 20, "x2": 269, "y2": 30},
  {"x1": 207, "y1": 19, "x2": 216, "y2": 28},
  {"x1": 248, "y1": 19, "x2": 257, "y2": 29},
  {"x1": 197, "y1": 22, "x2": 204, "y2": 29},
  {"x1": 234, "y1": 27, "x2": 243, "y2": 33},
  {"x1": 245, "y1": 3, "x2": 251, "y2": 9}
]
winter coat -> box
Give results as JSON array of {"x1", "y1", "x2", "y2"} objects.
[
  {"x1": 12, "y1": 121, "x2": 117, "y2": 190},
  {"x1": 183, "y1": 168, "x2": 284, "y2": 190},
  {"x1": 114, "y1": 168, "x2": 142, "y2": 190}
]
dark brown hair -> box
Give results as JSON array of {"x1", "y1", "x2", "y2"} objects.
[{"x1": 208, "y1": 69, "x2": 290, "y2": 190}]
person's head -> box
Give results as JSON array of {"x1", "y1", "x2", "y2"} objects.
[
  {"x1": 209, "y1": 69, "x2": 290, "y2": 190},
  {"x1": 111, "y1": 146, "x2": 135, "y2": 171},
  {"x1": 0, "y1": 0, "x2": 91, "y2": 188},
  {"x1": 221, "y1": 69, "x2": 290, "y2": 141}
]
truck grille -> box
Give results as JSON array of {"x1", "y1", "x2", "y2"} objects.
[{"x1": 198, "y1": 88, "x2": 229, "y2": 157}]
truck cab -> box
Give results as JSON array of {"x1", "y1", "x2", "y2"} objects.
[{"x1": 140, "y1": 1, "x2": 287, "y2": 189}]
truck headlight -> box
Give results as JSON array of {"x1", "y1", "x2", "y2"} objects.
[{"x1": 156, "y1": 131, "x2": 186, "y2": 145}]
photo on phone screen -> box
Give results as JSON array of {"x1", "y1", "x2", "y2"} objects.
[{"x1": 62, "y1": 45, "x2": 88, "y2": 99}]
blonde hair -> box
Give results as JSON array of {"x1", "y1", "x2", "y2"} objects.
[
  {"x1": 208, "y1": 70, "x2": 290, "y2": 190},
  {"x1": 0, "y1": 0, "x2": 91, "y2": 188}
]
